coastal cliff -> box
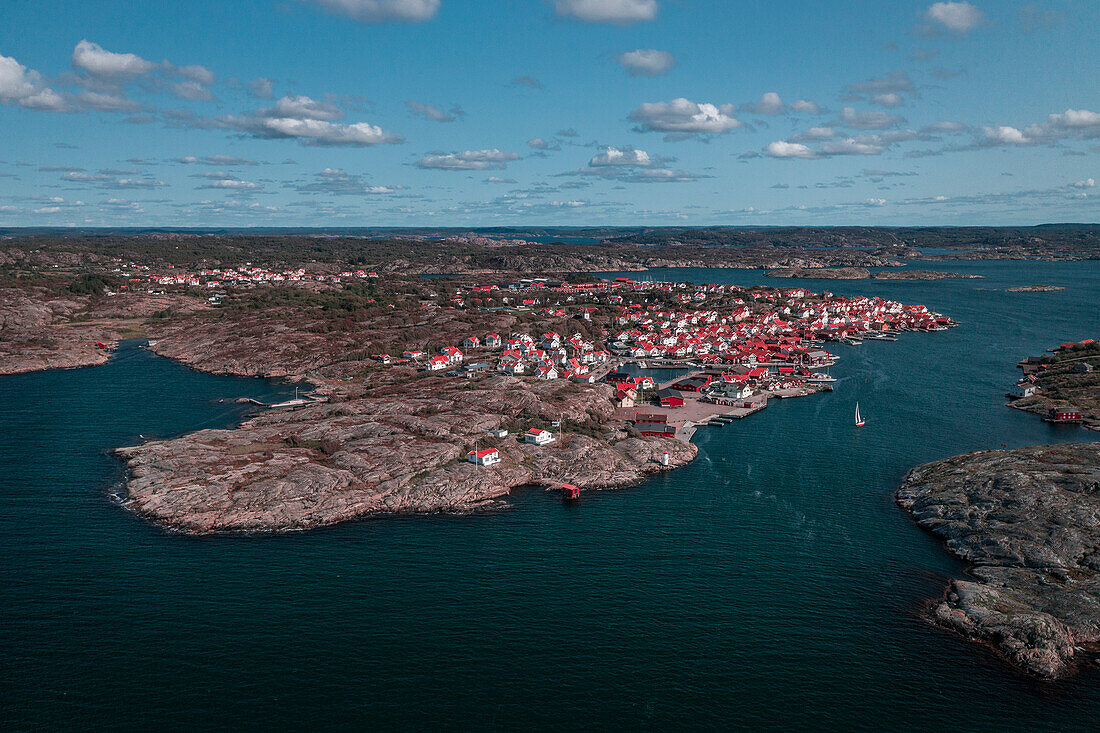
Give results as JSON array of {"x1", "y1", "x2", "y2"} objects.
[{"x1": 897, "y1": 443, "x2": 1100, "y2": 678}]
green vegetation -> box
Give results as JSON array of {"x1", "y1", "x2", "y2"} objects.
[{"x1": 63, "y1": 273, "x2": 119, "y2": 296}]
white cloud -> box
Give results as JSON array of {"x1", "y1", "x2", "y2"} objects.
[
  {"x1": 764, "y1": 141, "x2": 817, "y2": 159},
  {"x1": 554, "y1": 0, "x2": 657, "y2": 24},
  {"x1": 790, "y1": 126, "x2": 836, "y2": 142},
  {"x1": 925, "y1": 2, "x2": 985, "y2": 33},
  {"x1": 630, "y1": 98, "x2": 741, "y2": 136},
  {"x1": 821, "y1": 137, "x2": 890, "y2": 155},
  {"x1": 790, "y1": 99, "x2": 823, "y2": 114},
  {"x1": 415, "y1": 149, "x2": 519, "y2": 170},
  {"x1": 248, "y1": 78, "x2": 275, "y2": 99},
  {"x1": 0, "y1": 53, "x2": 71, "y2": 112},
  {"x1": 264, "y1": 95, "x2": 342, "y2": 121},
  {"x1": 872, "y1": 93, "x2": 904, "y2": 108},
  {"x1": 227, "y1": 115, "x2": 402, "y2": 146},
  {"x1": 173, "y1": 80, "x2": 216, "y2": 102},
  {"x1": 76, "y1": 90, "x2": 141, "y2": 112},
  {"x1": 173, "y1": 64, "x2": 215, "y2": 86},
  {"x1": 72, "y1": 40, "x2": 156, "y2": 76},
  {"x1": 1045, "y1": 108, "x2": 1100, "y2": 130},
  {"x1": 178, "y1": 155, "x2": 258, "y2": 166},
  {"x1": 616, "y1": 49, "x2": 675, "y2": 76},
  {"x1": 747, "y1": 92, "x2": 785, "y2": 115},
  {"x1": 1072, "y1": 178, "x2": 1095, "y2": 188},
  {"x1": 866, "y1": 197, "x2": 887, "y2": 206},
  {"x1": 589, "y1": 146, "x2": 652, "y2": 166},
  {"x1": 982, "y1": 125, "x2": 1031, "y2": 145},
  {"x1": 198, "y1": 179, "x2": 261, "y2": 191},
  {"x1": 838, "y1": 106, "x2": 903, "y2": 130},
  {"x1": 305, "y1": 0, "x2": 440, "y2": 22}
]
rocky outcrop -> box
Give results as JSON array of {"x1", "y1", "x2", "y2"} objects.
[
  {"x1": 897, "y1": 443, "x2": 1100, "y2": 678},
  {"x1": 766, "y1": 267, "x2": 981, "y2": 280},
  {"x1": 117, "y1": 374, "x2": 697, "y2": 534},
  {"x1": 0, "y1": 289, "x2": 207, "y2": 375},
  {"x1": 1007, "y1": 285, "x2": 1065, "y2": 292}
]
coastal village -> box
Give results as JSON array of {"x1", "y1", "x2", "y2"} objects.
[
  {"x1": 62, "y1": 261, "x2": 962, "y2": 471},
  {"x1": 1009, "y1": 338, "x2": 1100, "y2": 430}
]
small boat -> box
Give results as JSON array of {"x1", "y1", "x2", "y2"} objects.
[
  {"x1": 636, "y1": 360, "x2": 649, "y2": 369},
  {"x1": 561, "y1": 483, "x2": 580, "y2": 502},
  {"x1": 855, "y1": 402, "x2": 866, "y2": 428}
]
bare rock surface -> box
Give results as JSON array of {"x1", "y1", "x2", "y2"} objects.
[
  {"x1": 117, "y1": 374, "x2": 697, "y2": 534},
  {"x1": 896, "y1": 443, "x2": 1100, "y2": 678},
  {"x1": 766, "y1": 267, "x2": 981, "y2": 280}
]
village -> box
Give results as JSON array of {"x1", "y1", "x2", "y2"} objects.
[
  {"x1": 59, "y1": 260, "x2": 959, "y2": 476},
  {"x1": 1009, "y1": 338, "x2": 1099, "y2": 428},
  {"x1": 361, "y1": 276, "x2": 957, "y2": 467}
]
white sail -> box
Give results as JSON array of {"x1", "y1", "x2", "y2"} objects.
[{"x1": 855, "y1": 402, "x2": 864, "y2": 426}]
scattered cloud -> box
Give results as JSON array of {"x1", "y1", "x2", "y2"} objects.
[
  {"x1": 871, "y1": 93, "x2": 904, "y2": 108},
  {"x1": 616, "y1": 49, "x2": 675, "y2": 76},
  {"x1": 302, "y1": 0, "x2": 440, "y2": 23},
  {"x1": 296, "y1": 167, "x2": 397, "y2": 195},
  {"x1": 1072, "y1": 178, "x2": 1095, "y2": 188},
  {"x1": 588, "y1": 145, "x2": 655, "y2": 167},
  {"x1": 976, "y1": 109, "x2": 1100, "y2": 148},
  {"x1": 845, "y1": 71, "x2": 915, "y2": 97},
  {"x1": 790, "y1": 99, "x2": 823, "y2": 115},
  {"x1": 764, "y1": 141, "x2": 817, "y2": 159},
  {"x1": 789, "y1": 126, "x2": 836, "y2": 142},
  {"x1": 511, "y1": 75, "x2": 543, "y2": 89},
  {"x1": 553, "y1": 0, "x2": 657, "y2": 24},
  {"x1": 222, "y1": 95, "x2": 402, "y2": 146},
  {"x1": 178, "y1": 155, "x2": 259, "y2": 166},
  {"x1": 406, "y1": 100, "x2": 461, "y2": 122},
  {"x1": 71, "y1": 40, "x2": 156, "y2": 76},
  {"x1": 415, "y1": 149, "x2": 519, "y2": 170},
  {"x1": 924, "y1": 2, "x2": 986, "y2": 34},
  {"x1": 630, "y1": 98, "x2": 741, "y2": 138},
  {"x1": 837, "y1": 106, "x2": 904, "y2": 130},
  {"x1": 248, "y1": 78, "x2": 275, "y2": 99},
  {"x1": 527, "y1": 137, "x2": 560, "y2": 151},
  {"x1": 745, "y1": 92, "x2": 786, "y2": 116},
  {"x1": 0, "y1": 53, "x2": 72, "y2": 112}
]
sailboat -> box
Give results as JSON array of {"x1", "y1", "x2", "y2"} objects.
[{"x1": 855, "y1": 402, "x2": 866, "y2": 428}]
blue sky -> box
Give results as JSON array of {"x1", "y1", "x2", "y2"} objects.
[{"x1": 0, "y1": 0, "x2": 1096, "y2": 227}]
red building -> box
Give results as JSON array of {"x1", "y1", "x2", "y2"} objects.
[{"x1": 1047, "y1": 408, "x2": 1083, "y2": 423}]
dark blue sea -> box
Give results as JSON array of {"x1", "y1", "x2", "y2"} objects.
[{"x1": 2, "y1": 261, "x2": 1099, "y2": 730}]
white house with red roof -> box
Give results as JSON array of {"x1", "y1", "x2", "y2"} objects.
[
  {"x1": 524, "y1": 428, "x2": 555, "y2": 445},
  {"x1": 467, "y1": 448, "x2": 501, "y2": 466}
]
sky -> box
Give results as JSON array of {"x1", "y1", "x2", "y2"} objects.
[{"x1": 0, "y1": 0, "x2": 1097, "y2": 227}]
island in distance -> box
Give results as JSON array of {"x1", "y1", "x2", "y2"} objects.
[{"x1": 766, "y1": 267, "x2": 982, "y2": 280}]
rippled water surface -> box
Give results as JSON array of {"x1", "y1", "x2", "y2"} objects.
[{"x1": 3, "y1": 261, "x2": 1100, "y2": 730}]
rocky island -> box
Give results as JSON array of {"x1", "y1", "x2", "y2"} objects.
[
  {"x1": 1007, "y1": 285, "x2": 1066, "y2": 292},
  {"x1": 765, "y1": 267, "x2": 981, "y2": 280},
  {"x1": 1, "y1": 233, "x2": 957, "y2": 535},
  {"x1": 897, "y1": 443, "x2": 1100, "y2": 679},
  {"x1": 1009, "y1": 340, "x2": 1100, "y2": 431}
]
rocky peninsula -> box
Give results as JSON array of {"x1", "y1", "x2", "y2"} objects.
[
  {"x1": 765, "y1": 267, "x2": 981, "y2": 280},
  {"x1": 897, "y1": 443, "x2": 1100, "y2": 678},
  {"x1": 117, "y1": 374, "x2": 694, "y2": 533}
]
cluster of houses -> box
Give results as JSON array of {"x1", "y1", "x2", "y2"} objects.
[
  {"x1": 381, "y1": 331, "x2": 613, "y2": 382},
  {"x1": 606, "y1": 291, "x2": 951, "y2": 365},
  {"x1": 143, "y1": 265, "x2": 379, "y2": 289},
  {"x1": 465, "y1": 427, "x2": 556, "y2": 467}
]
